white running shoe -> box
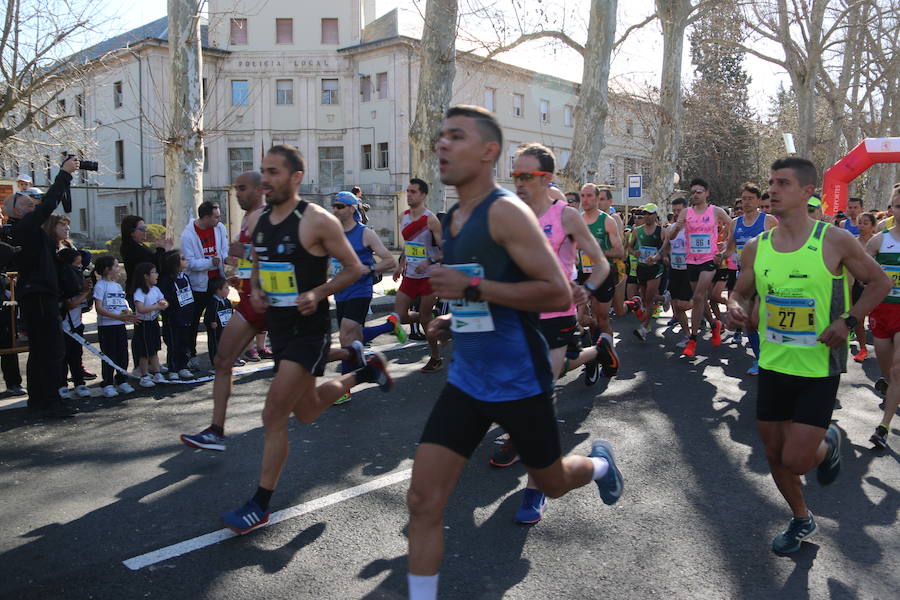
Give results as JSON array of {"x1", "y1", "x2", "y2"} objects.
[
  {"x1": 159, "y1": 364, "x2": 169, "y2": 373},
  {"x1": 75, "y1": 385, "x2": 91, "y2": 398},
  {"x1": 58, "y1": 386, "x2": 73, "y2": 400},
  {"x1": 103, "y1": 385, "x2": 119, "y2": 398},
  {"x1": 118, "y1": 382, "x2": 136, "y2": 394},
  {"x1": 168, "y1": 372, "x2": 181, "y2": 381},
  {"x1": 676, "y1": 335, "x2": 691, "y2": 348},
  {"x1": 662, "y1": 290, "x2": 672, "y2": 312},
  {"x1": 139, "y1": 375, "x2": 155, "y2": 388},
  {"x1": 178, "y1": 369, "x2": 194, "y2": 380},
  {"x1": 151, "y1": 372, "x2": 167, "y2": 384}
]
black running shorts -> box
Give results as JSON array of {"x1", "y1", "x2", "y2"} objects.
[
  {"x1": 540, "y1": 315, "x2": 577, "y2": 349},
  {"x1": 687, "y1": 260, "x2": 717, "y2": 282},
  {"x1": 419, "y1": 384, "x2": 562, "y2": 469},
  {"x1": 757, "y1": 368, "x2": 840, "y2": 429},
  {"x1": 668, "y1": 268, "x2": 692, "y2": 302},
  {"x1": 269, "y1": 331, "x2": 331, "y2": 377},
  {"x1": 336, "y1": 296, "x2": 372, "y2": 325}
]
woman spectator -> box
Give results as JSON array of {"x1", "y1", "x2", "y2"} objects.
[{"x1": 120, "y1": 215, "x2": 173, "y2": 291}]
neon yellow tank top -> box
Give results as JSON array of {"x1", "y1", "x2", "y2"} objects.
[{"x1": 755, "y1": 221, "x2": 848, "y2": 378}]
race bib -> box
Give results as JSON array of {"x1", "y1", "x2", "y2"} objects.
[
  {"x1": 671, "y1": 253, "x2": 687, "y2": 269},
  {"x1": 176, "y1": 285, "x2": 193, "y2": 307},
  {"x1": 237, "y1": 244, "x2": 253, "y2": 279},
  {"x1": 639, "y1": 246, "x2": 656, "y2": 262},
  {"x1": 405, "y1": 241, "x2": 428, "y2": 267},
  {"x1": 765, "y1": 295, "x2": 817, "y2": 346},
  {"x1": 883, "y1": 265, "x2": 900, "y2": 298},
  {"x1": 448, "y1": 263, "x2": 495, "y2": 333},
  {"x1": 579, "y1": 250, "x2": 595, "y2": 273},
  {"x1": 217, "y1": 308, "x2": 232, "y2": 327},
  {"x1": 105, "y1": 292, "x2": 127, "y2": 313},
  {"x1": 689, "y1": 233, "x2": 712, "y2": 253},
  {"x1": 259, "y1": 261, "x2": 299, "y2": 308}
]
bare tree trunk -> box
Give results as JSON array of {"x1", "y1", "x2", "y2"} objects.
[
  {"x1": 164, "y1": 0, "x2": 204, "y2": 238},
  {"x1": 409, "y1": 0, "x2": 457, "y2": 212},
  {"x1": 558, "y1": 0, "x2": 617, "y2": 192},
  {"x1": 649, "y1": 0, "x2": 691, "y2": 211}
]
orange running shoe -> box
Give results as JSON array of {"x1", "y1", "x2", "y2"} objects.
[
  {"x1": 711, "y1": 320, "x2": 722, "y2": 346},
  {"x1": 682, "y1": 338, "x2": 697, "y2": 357},
  {"x1": 853, "y1": 347, "x2": 868, "y2": 363}
]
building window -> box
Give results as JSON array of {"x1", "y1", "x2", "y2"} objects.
[
  {"x1": 321, "y1": 79, "x2": 338, "y2": 104},
  {"x1": 508, "y1": 143, "x2": 518, "y2": 173},
  {"x1": 276, "y1": 79, "x2": 293, "y2": 105},
  {"x1": 57, "y1": 99, "x2": 66, "y2": 115},
  {"x1": 512, "y1": 93, "x2": 523, "y2": 117},
  {"x1": 360, "y1": 75, "x2": 372, "y2": 102},
  {"x1": 564, "y1": 105, "x2": 573, "y2": 127},
  {"x1": 626, "y1": 119, "x2": 634, "y2": 136},
  {"x1": 231, "y1": 80, "x2": 249, "y2": 106},
  {"x1": 376, "y1": 72, "x2": 388, "y2": 99},
  {"x1": 624, "y1": 157, "x2": 636, "y2": 181},
  {"x1": 79, "y1": 208, "x2": 87, "y2": 230},
  {"x1": 115, "y1": 140, "x2": 125, "y2": 179},
  {"x1": 539, "y1": 100, "x2": 549, "y2": 123},
  {"x1": 75, "y1": 94, "x2": 84, "y2": 117},
  {"x1": 202, "y1": 78, "x2": 209, "y2": 103},
  {"x1": 560, "y1": 150, "x2": 571, "y2": 168},
  {"x1": 113, "y1": 81, "x2": 123, "y2": 108},
  {"x1": 318, "y1": 146, "x2": 344, "y2": 189},
  {"x1": 361, "y1": 144, "x2": 372, "y2": 170},
  {"x1": 377, "y1": 142, "x2": 389, "y2": 169},
  {"x1": 230, "y1": 18, "x2": 248, "y2": 45},
  {"x1": 44, "y1": 155, "x2": 51, "y2": 182},
  {"x1": 203, "y1": 146, "x2": 209, "y2": 172},
  {"x1": 484, "y1": 88, "x2": 495, "y2": 112},
  {"x1": 114, "y1": 206, "x2": 128, "y2": 226},
  {"x1": 275, "y1": 18, "x2": 293, "y2": 44},
  {"x1": 228, "y1": 147, "x2": 253, "y2": 181},
  {"x1": 321, "y1": 18, "x2": 339, "y2": 44}
]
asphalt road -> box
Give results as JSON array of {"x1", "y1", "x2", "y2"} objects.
[{"x1": 0, "y1": 321, "x2": 897, "y2": 600}]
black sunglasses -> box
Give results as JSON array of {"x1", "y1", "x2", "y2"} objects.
[{"x1": 332, "y1": 204, "x2": 348, "y2": 209}]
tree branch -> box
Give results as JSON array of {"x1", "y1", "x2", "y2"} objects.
[
  {"x1": 613, "y1": 13, "x2": 656, "y2": 50},
  {"x1": 481, "y1": 30, "x2": 585, "y2": 60}
]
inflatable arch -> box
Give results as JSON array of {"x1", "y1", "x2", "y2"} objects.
[{"x1": 823, "y1": 137, "x2": 900, "y2": 216}]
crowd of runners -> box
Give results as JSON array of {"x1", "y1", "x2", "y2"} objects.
[{"x1": 151, "y1": 105, "x2": 898, "y2": 600}]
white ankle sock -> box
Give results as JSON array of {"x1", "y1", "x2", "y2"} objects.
[
  {"x1": 591, "y1": 456, "x2": 609, "y2": 480},
  {"x1": 408, "y1": 573, "x2": 439, "y2": 600}
]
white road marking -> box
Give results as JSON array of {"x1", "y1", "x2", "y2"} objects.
[{"x1": 122, "y1": 468, "x2": 412, "y2": 571}]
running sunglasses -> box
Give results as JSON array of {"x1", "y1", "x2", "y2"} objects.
[
  {"x1": 510, "y1": 171, "x2": 552, "y2": 182},
  {"x1": 332, "y1": 203, "x2": 348, "y2": 209}
]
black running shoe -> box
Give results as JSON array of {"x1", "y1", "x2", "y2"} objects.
[
  {"x1": 875, "y1": 377, "x2": 888, "y2": 396},
  {"x1": 489, "y1": 440, "x2": 520, "y2": 467},
  {"x1": 584, "y1": 359, "x2": 599, "y2": 386},
  {"x1": 595, "y1": 336, "x2": 619, "y2": 377},
  {"x1": 870, "y1": 425, "x2": 888, "y2": 449}
]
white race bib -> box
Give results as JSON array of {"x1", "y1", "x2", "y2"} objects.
[
  {"x1": 448, "y1": 263, "x2": 495, "y2": 333},
  {"x1": 217, "y1": 308, "x2": 232, "y2": 327},
  {"x1": 689, "y1": 233, "x2": 712, "y2": 253},
  {"x1": 639, "y1": 246, "x2": 656, "y2": 262},
  {"x1": 176, "y1": 285, "x2": 194, "y2": 307}
]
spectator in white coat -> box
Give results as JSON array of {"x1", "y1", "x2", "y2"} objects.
[{"x1": 180, "y1": 201, "x2": 228, "y2": 367}]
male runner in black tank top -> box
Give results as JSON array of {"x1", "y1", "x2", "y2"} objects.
[{"x1": 220, "y1": 145, "x2": 394, "y2": 535}]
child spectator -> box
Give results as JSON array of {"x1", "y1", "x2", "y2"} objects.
[
  {"x1": 158, "y1": 250, "x2": 195, "y2": 380},
  {"x1": 203, "y1": 277, "x2": 232, "y2": 368},
  {"x1": 93, "y1": 255, "x2": 139, "y2": 397},
  {"x1": 130, "y1": 262, "x2": 169, "y2": 388},
  {"x1": 58, "y1": 248, "x2": 93, "y2": 399}
]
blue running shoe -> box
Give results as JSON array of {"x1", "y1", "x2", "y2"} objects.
[
  {"x1": 589, "y1": 440, "x2": 623, "y2": 505},
  {"x1": 817, "y1": 424, "x2": 841, "y2": 486},
  {"x1": 348, "y1": 340, "x2": 366, "y2": 370},
  {"x1": 514, "y1": 488, "x2": 548, "y2": 524},
  {"x1": 746, "y1": 361, "x2": 759, "y2": 376},
  {"x1": 221, "y1": 500, "x2": 270, "y2": 534},
  {"x1": 180, "y1": 428, "x2": 226, "y2": 451},
  {"x1": 772, "y1": 512, "x2": 816, "y2": 554}
]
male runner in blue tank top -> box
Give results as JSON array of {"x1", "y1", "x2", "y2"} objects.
[{"x1": 404, "y1": 106, "x2": 625, "y2": 600}]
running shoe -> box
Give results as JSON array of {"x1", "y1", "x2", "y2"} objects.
[
  {"x1": 233, "y1": 358, "x2": 246, "y2": 367},
  {"x1": 387, "y1": 313, "x2": 408, "y2": 343},
  {"x1": 420, "y1": 357, "x2": 443, "y2": 373},
  {"x1": 595, "y1": 335, "x2": 619, "y2": 377},
  {"x1": 732, "y1": 331, "x2": 743, "y2": 346},
  {"x1": 366, "y1": 351, "x2": 394, "y2": 392},
  {"x1": 675, "y1": 335, "x2": 690, "y2": 349},
  {"x1": 244, "y1": 348, "x2": 261, "y2": 362},
  {"x1": 630, "y1": 296, "x2": 647, "y2": 321},
  {"x1": 869, "y1": 425, "x2": 888, "y2": 449},
  {"x1": 181, "y1": 427, "x2": 226, "y2": 451},
  {"x1": 746, "y1": 361, "x2": 759, "y2": 376},
  {"x1": 711, "y1": 320, "x2": 722, "y2": 346},
  {"x1": 875, "y1": 377, "x2": 888, "y2": 396},
  {"x1": 334, "y1": 393, "x2": 352, "y2": 405},
  {"x1": 682, "y1": 339, "x2": 697, "y2": 357},
  {"x1": 82, "y1": 369, "x2": 98, "y2": 381},
  {"x1": 589, "y1": 440, "x2": 624, "y2": 505},
  {"x1": 187, "y1": 356, "x2": 201, "y2": 370},
  {"x1": 583, "y1": 359, "x2": 600, "y2": 386},
  {"x1": 151, "y1": 372, "x2": 167, "y2": 384},
  {"x1": 489, "y1": 440, "x2": 520, "y2": 467},
  {"x1": 409, "y1": 330, "x2": 426, "y2": 341},
  {"x1": 7, "y1": 385, "x2": 26, "y2": 396},
  {"x1": 58, "y1": 386, "x2": 72, "y2": 400},
  {"x1": 633, "y1": 327, "x2": 648, "y2": 342},
  {"x1": 139, "y1": 375, "x2": 155, "y2": 388},
  {"x1": 772, "y1": 512, "x2": 817, "y2": 555},
  {"x1": 514, "y1": 489, "x2": 548, "y2": 524},
  {"x1": 853, "y1": 347, "x2": 868, "y2": 363},
  {"x1": 168, "y1": 372, "x2": 181, "y2": 381},
  {"x1": 652, "y1": 306, "x2": 662, "y2": 318},
  {"x1": 565, "y1": 336, "x2": 581, "y2": 360},
  {"x1": 662, "y1": 290, "x2": 672, "y2": 312},
  {"x1": 257, "y1": 346, "x2": 274, "y2": 359},
  {"x1": 348, "y1": 340, "x2": 366, "y2": 370},
  {"x1": 74, "y1": 385, "x2": 92, "y2": 398},
  {"x1": 178, "y1": 369, "x2": 194, "y2": 380},
  {"x1": 817, "y1": 424, "x2": 841, "y2": 486},
  {"x1": 102, "y1": 385, "x2": 118, "y2": 398},
  {"x1": 221, "y1": 500, "x2": 270, "y2": 535},
  {"x1": 117, "y1": 382, "x2": 135, "y2": 394},
  {"x1": 667, "y1": 317, "x2": 679, "y2": 327}
]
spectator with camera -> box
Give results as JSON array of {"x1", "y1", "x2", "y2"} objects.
[
  {"x1": 12, "y1": 155, "x2": 79, "y2": 417},
  {"x1": 180, "y1": 201, "x2": 228, "y2": 369}
]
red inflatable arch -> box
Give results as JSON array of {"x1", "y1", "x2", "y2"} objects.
[{"x1": 823, "y1": 137, "x2": 900, "y2": 216}]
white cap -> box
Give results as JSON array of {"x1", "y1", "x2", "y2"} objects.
[{"x1": 16, "y1": 173, "x2": 32, "y2": 183}]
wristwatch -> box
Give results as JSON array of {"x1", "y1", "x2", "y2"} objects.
[
  {"x1": 841, "y1": 312, "x2": 858, "y2": 328},
  {"x1": 464, "y1": 276, "x2": 482, "y2": 302}
]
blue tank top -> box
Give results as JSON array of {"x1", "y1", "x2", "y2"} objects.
[
  {"x1": 843, "y1": 220, "x2": 859, "y2": 236},
  {"x1": 733, "y1": 213, "x2": 768, "y2": 266},
  {"x1": 333, "y1": 223, "x2": 374, "y2": 302},
  {"x1": 443, "y1": 188, "x2": 553, "y2": 401}
]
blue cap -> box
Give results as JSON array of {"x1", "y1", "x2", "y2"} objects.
[{"x1": 332, "y1": 191, "x2": 358, "y2": 206}]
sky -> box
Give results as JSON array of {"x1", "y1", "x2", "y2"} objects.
[{"x1": 95, "y1": 0, "x2": 789, "y2": 116}]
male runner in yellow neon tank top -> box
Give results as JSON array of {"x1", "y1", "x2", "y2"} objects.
[{"x1": 727, "y1": 157, "x2": 891, "y2": 555}]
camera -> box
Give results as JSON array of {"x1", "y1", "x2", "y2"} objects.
[{"x1": 64, "y1": 154, "x2": 98, "y2": 171}]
